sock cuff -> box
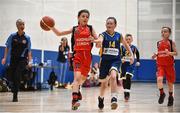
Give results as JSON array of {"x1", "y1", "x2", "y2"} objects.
[
  {"x1": 111, "y1": 92, "x2": 118, "y2": 98},
  {"x1": 169, "y1": 92, "x2": 173, "y2": 96},
  {"x1": 72, "y1": 92, "x2": 78, "y2": 95},
  {"x1": 124, "y1": 89, "x2": 131, "y2": 92}
]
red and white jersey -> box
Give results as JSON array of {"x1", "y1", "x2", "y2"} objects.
[
  {"x1": 73, "y1": 25, "x2": 92, "y2": 51},
  {"x1": 157, "y1": 39, "x2": 174, "y2": 66}
]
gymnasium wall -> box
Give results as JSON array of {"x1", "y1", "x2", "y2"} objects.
[
  {"x1": 138, "y1": 0, "x2": 180, "y2": 59},
  {"x1": 0, "y1": 0, "x2": 138, "y2": 55}
]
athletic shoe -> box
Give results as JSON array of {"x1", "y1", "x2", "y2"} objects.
[
  {"x1": 124, "y1": 92, "x2": 130, "y2": 102},
  {"x1": 98, "y1": 96, "x2": 104, "y2": 110},
  {"x1": 158, "y1": 93, "x2": 166, "y2": 104},
  {"x1": 72, "y1": 93, "x2": 80, "y2": 110},
  {"x1": 167, "y1": 96, "x2": 174, "y2": 106},
  {"x1": 111, "y1": 97, "x2": 118, "y2": 110},
  {"x1": 12, "y1": 93, "x2": 18, "y2": 102},
  {"x1": 72, "y1": 100, "x2": 80, "y2": 110}
]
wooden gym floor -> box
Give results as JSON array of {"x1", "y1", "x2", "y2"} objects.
[{"x1": 0, "y1": 83, "x2": 180, "y2": 113}]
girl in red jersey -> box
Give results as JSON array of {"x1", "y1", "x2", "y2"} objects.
[
  {"x1": 152, "y1": 27, "x2": 178, "y2": 106},
  {"x1": 45, "y1": 9, "x2": 98, "y2": 110}
]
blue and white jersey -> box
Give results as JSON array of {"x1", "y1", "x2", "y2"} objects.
[
  {"x1": 100, "y1": 31, "x2": 122, "y2": 61},
  {"x1": 121, "y1": 44, "x2": 140, "y2": 62}
]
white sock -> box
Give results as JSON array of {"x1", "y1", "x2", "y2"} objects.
[{"x1": 111, "y1": 92, "x2": 118, "y2": 99}]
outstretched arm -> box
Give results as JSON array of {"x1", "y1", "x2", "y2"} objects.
[
  {"x1": 42, "y1": 20, "x2": 72, "y2": 36},
  {"x1": 51, "y1": 27, "x2": 72, "y2": 36}
]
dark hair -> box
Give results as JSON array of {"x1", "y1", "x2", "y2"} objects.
[
  {"x1": 162, "y1": 26, "x2": 171, "y2": 34},
  {"x1": 126, "y1": 34, "x2": 132, "y2": 37},
  {"x1": 106, "y1": 17, "x2": 117, "y2": 25},
  {"x1": 78, "y1": 9, "x2": 90, "y2": 17}
]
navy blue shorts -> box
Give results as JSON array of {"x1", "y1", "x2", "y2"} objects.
[
  {"x1": 99, "y1": 59, "x2": 121, "y2": 80},
  {"x1": 120, "y1": 62, "x2": 135, "y2": 78}
]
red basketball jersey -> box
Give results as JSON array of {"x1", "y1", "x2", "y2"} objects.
[
  {"x1": 157, "y1": 39, "x2": 174, "y2": 66},
  {"x1": 73, "y1": 25, "x2": 92, "y2": 51}
]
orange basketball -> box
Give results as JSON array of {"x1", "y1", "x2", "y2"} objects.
[{"x1": 40, "y1": 16, "x2": 55, "y2": 31}]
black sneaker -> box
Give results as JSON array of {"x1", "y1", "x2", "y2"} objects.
[
  {"x1": 167, "y1": 96, "x2": 174, "y2": 106},
  {"x1": 111, "y1": 97, "x2": 118, "y2": 110},
  {"x1": 12, "y1": 93, "x2": 18, "y2": 102},
  {"x1": 72, "y1": 100, "x2": 80, "y2": 110},
  {"x1": 124, "y1": 92, "x2": 130, "y2": 102},
  {"x1": 98, "y1": 96, "x2": 104, "y2": 110},
  {"x1": 72, "y1": 93, "x2": 80, "y2": 110},
  {"x1": 158, "y1": 93, "x2": 166, "y2": 104}
]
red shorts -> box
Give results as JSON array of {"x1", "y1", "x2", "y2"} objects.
[
  {"x1": 156, "y1": 65, "x2": 176, "y2": 83},
  {"x1": 73, "y1": 50, "x2": 92, "y2": 77}
]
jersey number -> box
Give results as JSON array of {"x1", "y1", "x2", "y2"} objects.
[{"x1": 109, "y1": 41, "x2": 115, "y2": 48}]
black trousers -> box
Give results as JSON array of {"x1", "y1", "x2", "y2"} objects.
[{"x1": 9, "y1": 58, "x2": 28, "y2": 93}]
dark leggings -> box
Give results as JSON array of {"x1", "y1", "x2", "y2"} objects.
[
  {"x1": 123, "y1": 74, "x2": 132, "y2": 91},
  {"x1": 9, "y1": 58, "x2": 27, "y2": 93}
]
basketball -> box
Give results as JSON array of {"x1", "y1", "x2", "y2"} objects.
[{"x1": 40, "y1": 16, "x2": 55, "y2": 31}]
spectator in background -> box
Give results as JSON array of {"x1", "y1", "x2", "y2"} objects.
[
  {"x1": 89, "y1": 62, "x2": 99, "y2": 86},
  {"x1": 57, "y1": 37, "x2": 70, "y2": 88},
  {"x1": 82, "y1": 63, "x2": 100, "y2": 87},
  {"x1": 1, "y1": 19, "x2": 32, "y2": 102}
]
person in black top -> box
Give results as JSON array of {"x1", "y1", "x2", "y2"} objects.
[
  {"x1": 1, "y1": 19, "x2": 32, "y2": 102},
  {"x1": 57, "y1": 37, "x2": 70, "y2": 87}
]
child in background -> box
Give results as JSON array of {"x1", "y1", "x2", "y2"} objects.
[
  {"x1": 152, "y1": 27, "x2": 177, "y2": 106},
  {"x1": 120, "y1": 34, "x2": 140, "y2": 101}
]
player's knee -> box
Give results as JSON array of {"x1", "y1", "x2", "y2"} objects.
[
  {"x1": 74, "y1": 76, "x2": 82, "y2": 83},
  {"x1": 110, "y1": 70, "x2": 117, "y2": 79},
  {"x1": 167, "y1": 82, "x2": 173, "y2": 87},
  {"x1": 157, "y1": 77, "x2": 163, "y2": 83}
]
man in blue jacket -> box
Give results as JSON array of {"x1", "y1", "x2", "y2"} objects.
[{"x1": 1, "y1": 19, "x2": 32, "y2": 102}]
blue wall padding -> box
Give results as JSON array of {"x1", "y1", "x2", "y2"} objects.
[
  {"x1": 31, "y1": 49, "x2": 42, "y2": 83},
  {"x1": 0, "y1": 46, "x2": 179, "y2": 83},
  {"x1": 135, "y1": 59, "x2": 157, "y2": 81},
  {"x1": 43, "y1": 50, "x2": 59, "y2": 82},
  {"x1": 175, "y1": 60, "x2": 180, "y2": 82},
  {"x1": 0, "y1": 46, "x2": 6, "y2": 77}
]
